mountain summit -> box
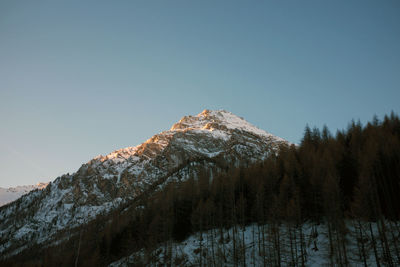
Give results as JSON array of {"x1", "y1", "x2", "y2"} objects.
[
  {"x1": 0, "y1": 110, "x2": 287, "y2": 258},
  {"x1": 93, "y1": 109, "x2": 284, "y2": 163},
  {"x1": 170, "y1": 109, "x2": 283, "y2": 140}
]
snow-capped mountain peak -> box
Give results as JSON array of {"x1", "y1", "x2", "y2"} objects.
[
  {"x1": 170, "y1": 109, "x2": 286, "y2": 142},
  {"x1": 93, "y1": 110, "x2": 283, "y2": 166},
  {"x1": 0, "y1": 110, "x2": 288, "y2": 258},
  {"x1": 172, "y1": 109, "x2": 267, "y2": 136},
  {"x1": 86, "y1": 110, "x2": 287, "y2": 183}
]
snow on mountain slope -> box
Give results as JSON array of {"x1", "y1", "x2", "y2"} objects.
[
  {"x1": 0, "y1": 110, "x2": 288, "y2": 258},
  {"x1": 171, "y1": 109, "x2": 285, "y2": 142},
  {"x1": 110, "y1": 221, "x2": 397, "y2": 267},
  {"x1": 0, "y1": 183, "x2": 48, "y2": 207}
]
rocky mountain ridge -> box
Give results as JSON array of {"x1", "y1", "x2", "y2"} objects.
[{"x1": 0, "y1": 110, "x2": 288, "y2": 258}]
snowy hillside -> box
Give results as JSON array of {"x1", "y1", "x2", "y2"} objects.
[
  {"x1": 0, "y1": 110, "x2": 287, "y2": 258},
  {"x1": 0, "y1": 183, "x2": 48, "y2": 207},
  {"x1": 110, "y1": 222, "x2": 399, "y2": 267}
]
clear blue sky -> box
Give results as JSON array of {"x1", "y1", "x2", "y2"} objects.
[{"x1": 1, "y1": 0, "x2": 399, "y2": 187}]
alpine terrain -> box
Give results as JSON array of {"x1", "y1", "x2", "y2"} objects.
[
  {"x1": 0, "y1": 110, "x2": 287, "y2": 260},
  {"x1": 2, "y1": 110, "x2": 399, "y2": 266}
]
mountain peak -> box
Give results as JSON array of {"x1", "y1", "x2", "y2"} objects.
[
  {"x1": 171, "y1": 109, "x2": 280, "y2": 140},
  {"x1": 93, "y1": 110, "x2": 285, "y2": 166},
  {"x1": 198, "y1": 109, "x2": 230, "y2": 117},
  {"x1": 197, "y1": 109, "x2": 240, "y2": 121},
  {"x1": 0, "y1": 109, "x2": 288, "y2": 257}
]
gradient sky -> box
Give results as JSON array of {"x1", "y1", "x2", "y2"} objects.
[{"x1": 1, "y1": 0, "x2": 399, "y2": 187}]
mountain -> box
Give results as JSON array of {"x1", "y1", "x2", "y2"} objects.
[
  {"x1": 0, "y1": 183, "x2": 48, "y2": 207},
  {"x1": 0, "y1": 110, "x2": 287, "y2": 258}
]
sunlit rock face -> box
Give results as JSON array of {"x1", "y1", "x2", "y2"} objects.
[{"x1": 0, "y1": 110, "x2": 288, "y2": 257}]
